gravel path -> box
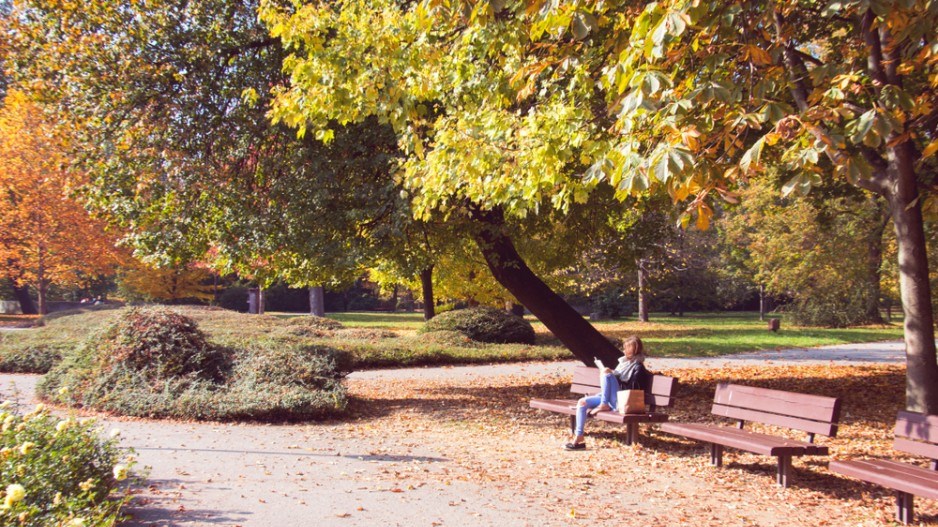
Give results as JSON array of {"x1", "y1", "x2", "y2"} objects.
[{"x1": 0, "y1": 341, "x2": 909, "y2": 527}]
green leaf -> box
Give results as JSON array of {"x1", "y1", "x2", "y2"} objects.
[
  {"x1": 571, "y1": 14, "x2": 590, "y2": 40},
  {"x1": 740, "y1": 136, "x2": 766, "y2": 172}
]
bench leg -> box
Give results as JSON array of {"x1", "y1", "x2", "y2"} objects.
[
  {"x1": 777, "y1": 455, "x2": 791, "y2": 488},
  {"x1": 896, "y1": 491, "x2": 914, "y2": 525},
  {"x1": 625, "y1": 423, "x2": 638, "y2": 445},
  {"x1": 710, "y1": 444, "x2": 723, "y2": 467},
  {"x1": 569, "y1": 415, "x2": 576, "y2": 435}
]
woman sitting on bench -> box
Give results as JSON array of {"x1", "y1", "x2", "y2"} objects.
[{"x1": 565, "y1": 336, "x2": 650, "y2": 451}]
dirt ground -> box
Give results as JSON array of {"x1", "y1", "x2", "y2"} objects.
[
  {"x1": 338, "y1": 364, "x2": 937, "y2": 527},
  {"x1": 1, "y1": 360, "x2": 935, "y2": 526}
]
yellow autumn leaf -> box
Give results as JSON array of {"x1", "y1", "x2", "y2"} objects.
[{"x1": 922, "y1": 139, "x2": 938, "y2": 159}]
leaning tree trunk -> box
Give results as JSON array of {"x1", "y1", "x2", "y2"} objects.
[
  {"x1": 420, "y1": 266, "x2": 435, "y2": 320},
  {"x1": 471, "y1": 208, "x2": 620, "y2": 367},
  {"x1": 309, "y1": 285, "x2": 325, "y2": 317}
]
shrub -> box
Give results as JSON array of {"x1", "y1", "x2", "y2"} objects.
[
  {"x1": 590, "y1": 287, "x2": 634, "y2": 319},
  {"x1": 421, "y1": 307, "x2": 536, "y2": 344},
  {"x1": 98, "y1": 308, "x2": 230, "y2": 381},
  {"x1": 416, "y1": 330, "x2": 481, "y2": 348},
  {"x1": 39, "y1": 308, "x2": 350, "y2": 421},
  {"x1": 787, "y1": 285, "x2": 881, "y2": 327},
  {"x1": 0, "y1": 403, "x2": 131, "y2": 526},
  {"x1": 0, "y1": 343, "x2": 64, "y2": 373}
]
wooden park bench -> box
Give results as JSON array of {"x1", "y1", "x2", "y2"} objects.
[
  {"x1": 529, "y1": 366, "x2": 678, "y2": 445},
  {"x1": 829, "y1": 411, "x2": 938, "y2": 524},
  {"x1": 659, "y1": 383, "x2": 841, "y2": 487}
]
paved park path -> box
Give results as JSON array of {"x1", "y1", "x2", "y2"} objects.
[{"x1": 0, "y1": 341, "x2": 908, "y2": 527}]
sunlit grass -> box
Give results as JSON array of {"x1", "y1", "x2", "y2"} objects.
[{"x1": 0, "y1": 308, "x2": 905, "y2": 372}]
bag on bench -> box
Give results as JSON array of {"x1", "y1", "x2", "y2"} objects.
[{"x1": 616, "y1": 389, "x2": 645, "y2": 414}]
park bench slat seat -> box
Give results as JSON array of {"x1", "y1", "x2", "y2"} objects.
[
  {"x1": 829, "y1": 411, "x2": 938, "y2": 524},
  {"x1": 529, "y1": 366, "x2": 677, "y2": 445},
  {"x1": 659, "y1": 383, "x2": 841, "y2": 487}
]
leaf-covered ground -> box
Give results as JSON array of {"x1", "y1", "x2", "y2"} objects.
[{"x1": 340, "y1": 364, "x2": 936, "y2": 526}]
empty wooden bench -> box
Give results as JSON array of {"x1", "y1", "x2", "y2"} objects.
[
  {"x1": 659, "y1": 383, "x2": 841, "y2": 487},
  {"x1": 529, "y1": 365, "x2": 677, "y2": 445},
  {"x1": 830, "y1": 411, "x2": 938, "y2": 524}
]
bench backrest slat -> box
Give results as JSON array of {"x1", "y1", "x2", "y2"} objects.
[
  {"x1": 894, "y1": 411, "x2": 938, "y2": 460},
  {"x1": 569, "y1": 366, "x2": 677, "y2": 409},
  {"x1": 711, "y1": 383, "x2": 841, "y2": 437}
]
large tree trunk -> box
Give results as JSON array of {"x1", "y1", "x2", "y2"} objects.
[
  {"x1": 887, "y1": 149, "x2": 938, "y2": 413},
  {"x1": 10, "y1": 280, "x2": 37, "y2": 315},
  {"x1": 471, "y1": 209, "x2": 620, "y2": 366},
  {"x1": 420, "y1": 267, "x2": 435, "y2": 320},
  {"x1": 309, "y1": 285, "x2": 325, "y2": 317}
]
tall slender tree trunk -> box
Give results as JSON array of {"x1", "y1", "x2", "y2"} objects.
[
  {"x1": 637, "y1": 263, "x2": 649, "y2": 323},
  {"x1": 420, "y1": 267, "x2": 435, "y2": 320},
  {"x1": 887, "y1": 147, "x2": 938, "y2": 413},
  {"x1": 309, "y1": 285, "x2": 325, "y2": 317},
  {"x1": 863, "y1": 212, "x2": 888, "y2": 324},
  {"x1": 471, "y1": 208, "x2": 620, "y2": 366},
  {"x1": 390, "y1": 285, "x2": 399, "y2": 312},
  {"x1": 258, "y1": 287, "x2": 265, "y2": 315},
  {"x1": 37, "y1": 244, "x2": 47, "y2": 315},
  {"x1": 759, "y1": 284, "x2": 766, "y2": 321}
]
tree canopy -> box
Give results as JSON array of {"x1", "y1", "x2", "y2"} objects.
[
  {"x1": 261, "y1": 0, "x2": 938, "y2": 409},
  {"x1": 0, "y1": 90, "x2": 122, "y2": 313}
]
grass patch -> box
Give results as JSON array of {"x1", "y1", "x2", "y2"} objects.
[
  {"x1": 0, "y1": 314, "x2": 41, "y2": 328},
  {"x1": 538, "y1": 313, "x2": 903, "y2": 358},
  {"x1": 0, "y1": 308, "x2": 904, "y2": 375}
]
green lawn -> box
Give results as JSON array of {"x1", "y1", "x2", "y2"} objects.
[
  {"x1": 564, "y1": 312, "x2": 903, "y2": 357},
  {"x1": 274, "y1": 311, "x2": 428, "y2": 330},
  {"x1": 0, "y1": 308, "x2": 905, "y2": 374}
]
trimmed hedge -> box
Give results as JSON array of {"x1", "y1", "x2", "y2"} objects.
[
  {"x1": 38, "y1": 307, "x2": 350, "y2": 421},
  {"x1": 421, "y1": 307, "x2": 536, "y2": 344}
]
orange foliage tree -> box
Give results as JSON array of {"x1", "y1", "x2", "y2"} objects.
[
  {"x1": 0, "y1": 91, "x2": 121, "y2": 313},
  {"x1": 117, "y1": 261, "x2": 216, "y2": 304}
]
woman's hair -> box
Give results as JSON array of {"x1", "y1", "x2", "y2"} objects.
[{"x1": 622, "y1": 336, "x2": 644, "y2": 359}]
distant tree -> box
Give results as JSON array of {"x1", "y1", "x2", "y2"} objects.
[
  {"x1": 117, "y1": 261, "x2": 216, "y2": 304},
  {"x1": 0, "y1": 91, "x2": 121, "y2": 313},
  {"x1": 722, "y1": 176, "x2": 891, "y2": 327}
]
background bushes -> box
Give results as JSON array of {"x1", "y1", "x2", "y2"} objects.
[{"x1": 422, "y1": 307, "x2": 536, "y2": 344}]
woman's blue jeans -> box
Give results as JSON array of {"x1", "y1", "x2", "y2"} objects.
[{"x1": 574, "y1": 373, "x2": 618, "y2": 437}]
